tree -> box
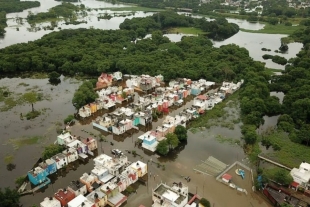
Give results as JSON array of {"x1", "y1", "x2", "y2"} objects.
[
  {"x1": 48, "y1": 71, "x2": 61, "y2": 83},
  {"x1": 199, "y1": 198, "x2": 211, "y2": 207},
  {"x1": 174, "y1": 125, "x2": 187, "y2": 141},
  {"x1": 156, "y1": 140, "x2": 169, "y2": 156},
  {"x1": 241, "y1": 125, "x2": 258, "y2": 145},
  {"x1": 22, "y1": 92, "x2": 38, "y2": 112},
  {"x1": 0, "y1": 187, "x2": 20, "y2": 207},
  {"x1": 274, "y1": 169, "x2": 293, "y2": 186},
  {"x1": 166, "y1": 133, "x2": 179, "y2": 149},
  {"x1": 42, "y1": 144, "x2": 65, "y2": 160}
]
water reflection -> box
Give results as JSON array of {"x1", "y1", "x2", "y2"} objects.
[{"x1": 213, "y1": 31, "x2": 303, "y2": 70}]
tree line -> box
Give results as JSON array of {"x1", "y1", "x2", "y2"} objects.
[
  {"x1": 120, "y1": 11, "x2": 239, "y2": 40},
  {"x1": 0, "y1": 0, "x2": 40, "y2": 13}
]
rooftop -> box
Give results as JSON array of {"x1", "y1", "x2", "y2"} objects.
[
  {"x1": 54, "y1": 189, "x2": 75, "y2": 203},
  {"x1": 67, "y1": 194, "x2": 94, "y2": 207},
  {"x1": 108, "y1": 193, "x2": 127, "y2": 206},
  {"x1": 130, "y1": 161, "x2": 146, "y2": 170},
  {"x1": 28, "y1": 167, "x2": 45, "y2": 177},
  {"x1": 52, "y1": 153, "x2": 67, "y2": 162},
  {"x1": 138, "y1": 131, "x2": 157, "y2": 141},
  {"x1": 40, "y1": 197, "x2": 61, "y2": 207},
  {"x1": 80, "y1": 173, "x2": 96, "y2": 183},
  {"x1": 86, "y1": 189, "x2": 106, "y2": 203},
  {"x1": 154, "y1": 183, "x2": 188, "y2": 205},
  {"x1": 67, "y1": 140, "x2": 86, "y2": 149},
  {"x1": 68, "y1": 180, "x2": 85, "y2": 191}
]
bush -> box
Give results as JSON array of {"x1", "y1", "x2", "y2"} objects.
[
  {"x1": 25, "y1": 110, "x2": 41, "y2": 120},
  {"x1": 15, "y1": 176, "x2": 26, "y2": 187},
  {"x1": 175, "y1": 125, "x2": 188, "y2": 141},
  {"x1": 64, "y1": 114, "x2": 75, "y2": 124},
  {"x1": 262, "y1": 54, "x2": 273, "y2": 59},
  {"x1": 200, "y1": 198, "x2": 211, "y2": 207},
  {"x1": 272, "y1": 55, "x2": 287, "y2": 65}
]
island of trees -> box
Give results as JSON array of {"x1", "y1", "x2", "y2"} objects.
[
  {"x1": 27, "y1": 3, "x2": 83, "y2": 24},
  {"x1": 0, "y1": 0, "x2": 41, "y2": 36},
  {"x1": 120, "y1": 11, "x2": 239, "y2": 40}
]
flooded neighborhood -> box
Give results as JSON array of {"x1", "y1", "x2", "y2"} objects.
[{"x1": 0, "y1": 0, "x2": 309, "y2": 207}]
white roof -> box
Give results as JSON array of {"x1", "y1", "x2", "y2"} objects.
[
  {"x1": 162, "y1": 190, "x2": 179, "y2": 202},
  {"x1": 138, "y1": 131, "x2": 156, "y2": 141},
  {"x1": 57, "y1": 132, "x2": 71, "y2": 139},
  {"x1": 94, "y1": 154, "x2": 112, "y2": 165},
  {"x1": 40, "y1": 197, "x2": 61, "y2": 207},
  {"x1": 67, "y1": 195, "x2": 94, "y2": 207},
  {"x1": 291, "y1": 167, "x2": 310, "y2": 184},
  {"x1": 67, "y1": 140, "x2": 85, "y2": 148},
  {"x1": 131, "y1": 161, "x2": 146, "y2": 170},
  {"x1": 300, "y1": 162, "x2": 310, "y2": 171}
]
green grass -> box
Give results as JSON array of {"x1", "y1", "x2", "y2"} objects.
[
  {"x1": 168, "y1": 27, "x2": 205, "y2": 35},
  {"x1": 215, "y1": 134, "x2": 241, "y2": 145},
  {"x1": 8, "y1": 136, "x2": 44, "y2": 150},
  {"x1": 262, "y1": 131, "x2": 310, "y2": 168},
  {"x1": 4, "y1": 155, "x2": 14, "y2": 164},
  {"x1": 240, "y1": 24, "x2": 304, "y2": 35},
  {"x1": 100, "y1": 6, "x2": 165, "y2": 12}
]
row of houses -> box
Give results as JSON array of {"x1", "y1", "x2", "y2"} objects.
[
  {"x1": 40, "y1": 153, "x2": 148, "y2": 207},
  {"x1": 138, "y1": 80, "x2": 243, "y2": 152},
  {"x1": 79, "y1": 73, "x2": 164, "y2": 118},
  {"x1": 28, "y1": 133, "x2": 98, "y2": 187}
]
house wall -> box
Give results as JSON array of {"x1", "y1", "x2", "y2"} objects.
[
  {"x1": 47, "y1": 162, "x2": 57, "y2": 175},
  {"x1": 28, "y1": 172, "x2": 47, "y2": 186},
  {"x1": 68, "y1": 185, "x2": 87, "y2": 196}
]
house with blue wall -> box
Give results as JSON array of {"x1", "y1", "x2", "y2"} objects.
[
  {"x1": 39, "y1": 159, "x2": 57, "y2": 175},
  {"x1": 28, "y1": 167, "x2": 48, "y2": 186},
  {"x1": 138, "y1": 131, "x2": 159, "y2": 152}
]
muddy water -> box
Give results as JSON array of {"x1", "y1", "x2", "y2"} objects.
[
  {"x1": 19, "y1": 90, "x2": 270, "y2": 207},
  {"x1": 0, "y1": 76, "x2": 81, "y2": 188}
]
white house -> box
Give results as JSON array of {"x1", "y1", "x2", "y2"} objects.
[
  {"x1": 290, "y1": 162, "x2": 310, "y2": 189},
  {"x1": 57, "y1": 132, "x2": 76, "y2": 146},
  {"x1": 40, "y1": 197, "x2": 61, "y2": 207},
  {"x1": 91, "y1": 166, "x2": 115, "y2": 184},
  {"x1": 67, "y1": 180, "x2": 87, "y2": 196},
  {"x1": 138, "y1": 131, "x2": 159, "y2": 152},
  {"x1": 67, "y1": 140, "x2": 88, "y2": 155},
  {"x1": 67, "y1": 194, "x2": 94, "y2": 207},
  {"x1": 93, "y1": 154, "x2": 128, "y2": 176},
  {"x1": 152, "y1": 182, "x2": 188, "y2": 207},
  {"x1": 130, "y1": 161, "x2": 147, "y2": 178},
  {"x1": 62, "y1": 148, "x2": 78, "y2": 163},
  {"x1": 112, "y1": 121, "x2": 126, "y2": 135},
  {"x1": 51, "y1": 153, "x2": 68, "y2": 170}
]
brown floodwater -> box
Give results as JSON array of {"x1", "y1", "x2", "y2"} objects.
[
  {"x1": 0, "y1": 76, "x2": 81, "y2": 188},
  {"x1": 0, "y1": 76, "x2": 271, "y2": 206}
]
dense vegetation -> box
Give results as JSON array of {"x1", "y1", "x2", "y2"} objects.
[
  {"x1": 268, "y1": 26, "x2": 310, "y2": 145},
  {"x1": 27, "y1": 3, "x2": 82, "y2": 23},
  {"x1": 120, "y1": 11, "x2": 239, "y2": 40},
  {"x1": 0, "y1": 0, "x2": 40, "y2": 13},
  {"x1": 0, "y1": 187, "x2": 20, "y2": 207},
  {"x1": 0, "y1": 11, "x2": 6, "y2": 36}
]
